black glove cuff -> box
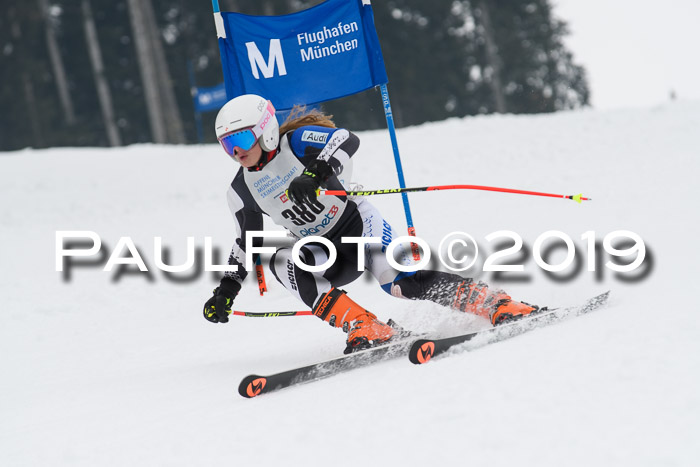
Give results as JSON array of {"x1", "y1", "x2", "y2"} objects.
[{"x1": 217, "y1": 277, "x2": 242, "y2": 298}]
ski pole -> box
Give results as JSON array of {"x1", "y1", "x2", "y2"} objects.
[
  {"x1": 231, "y1": 310, "x2": 313, "y2": 317},
  {"x1": 319, "y1": 185, "x2": 591, "y2": 203}
]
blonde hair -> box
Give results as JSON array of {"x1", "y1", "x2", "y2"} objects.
[{"x1": 279, "y1": 105, "x2": 336, "y2": 136}]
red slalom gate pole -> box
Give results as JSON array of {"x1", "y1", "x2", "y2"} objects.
[{"x1": 319, "y1": 185, "x2": 591, "y2": 203}]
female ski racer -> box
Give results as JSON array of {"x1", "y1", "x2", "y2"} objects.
[{"x1": 203, "y1": 94, "x2": 539, "y2": 353}]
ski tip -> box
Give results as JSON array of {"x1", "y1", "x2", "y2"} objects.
[
  {"x1": 238, "y1": 375, "x2": 267, "y2": 398},
  {"x1": 592, "y1": 290, "x2": 611, "y2": 304},
  {"x1": 409, "y1": 339, "x2": 436, "y2": 365}
]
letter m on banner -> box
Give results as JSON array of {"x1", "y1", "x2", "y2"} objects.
[
  {"x1": 212, "y1": 0, "x2": 388, "y2": 110},
  {"x1": 245, "y1": 39, "x2": 287, "y2": 79}
]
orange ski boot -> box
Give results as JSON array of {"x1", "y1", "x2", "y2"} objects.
[
  {"x1": 452, "y1": 280, "x2": 539, "y2": 326},
  {"x1": 490, "y1": 299, "x2": 539, "y2": 326},
  {"x1": 313, "y1": 288, "x2": 396, "y2": 354}
]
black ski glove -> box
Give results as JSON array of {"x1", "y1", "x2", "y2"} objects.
[
  {"x1": 203, "y1": 277, "x2": 242, "y2": 323},
  {"x1": 287, "y1": 159, "x2": 334, "y2": 206}
]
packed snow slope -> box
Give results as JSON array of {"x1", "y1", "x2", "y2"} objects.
[{"x1": 1, "y1": 101, "x2": 698, "y2": 466}]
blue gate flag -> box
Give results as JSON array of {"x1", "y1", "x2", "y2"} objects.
[
  {"x1": 214, "y1": 0, "x2": 388, "y2": 110},
  {"x1": 193, "y1": 82, "x2": 228, "y2": 113}
]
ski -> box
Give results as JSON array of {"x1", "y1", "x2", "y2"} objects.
[
  {"x1": 408, "y1": 290, "x2": 611, "y2": 364},
  {"x1": 238, "y1": 291, "x2": 610, "y2": 397},
  {"x1": 238, "y1": 335, "x2": 423, "y2": 398}
]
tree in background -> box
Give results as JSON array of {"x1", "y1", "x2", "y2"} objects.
[
  {"x1": 477, "y1": 0, "x2": 589, "y2": 113},
  {"x1": 127, "y1": 0, "x2": 185, "y2": 144},
  {"x1": 38, "y1": 0, "x2": 76, "y2": 126},
  {"x1": 82, "y1": 0, "x2": 121, "y2": 147},
  {"x1": 0, "y1": 0, "x2": 588, "y2": 151},
  {"x1": 1, "y1": 2, "x2": 51, "y2": 148}
]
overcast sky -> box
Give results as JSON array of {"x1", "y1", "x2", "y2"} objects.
[{"x1": 552, "y1": 0, "x2": 700, "y2": 110}]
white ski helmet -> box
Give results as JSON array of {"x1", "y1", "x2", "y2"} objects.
[{"x1": 215, "y1": 94, "x2": 279, "y2": 154}]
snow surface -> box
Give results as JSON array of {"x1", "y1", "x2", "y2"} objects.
[{"x1": 1, "y1": 101, "x2": 699, "y2": 466}]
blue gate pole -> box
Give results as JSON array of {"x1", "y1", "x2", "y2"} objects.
[{"x1": 379, "y1": 83, "x2": 421, "y2": 260}]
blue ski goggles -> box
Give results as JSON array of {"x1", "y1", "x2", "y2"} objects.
[{"x1": 218, "y1": 127, "x2": 257, "y2": 156}]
